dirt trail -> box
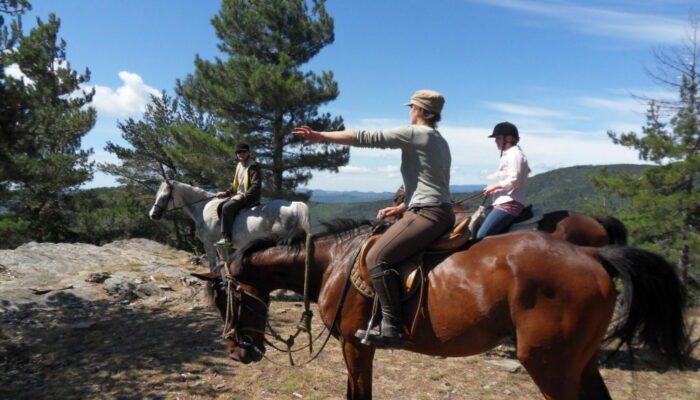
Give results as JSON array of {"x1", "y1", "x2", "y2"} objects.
[{"x1": 1, "y1": 240, "x2": 698, "y2": 399}]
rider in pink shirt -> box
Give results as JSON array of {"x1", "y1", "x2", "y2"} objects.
[{"x1": 477, "y1": 122, "x2": 530, "y2": 239}]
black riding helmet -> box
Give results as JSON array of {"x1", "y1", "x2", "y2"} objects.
[{"x1": 488, "y1": 121, "x2": 520, "y2": 144}]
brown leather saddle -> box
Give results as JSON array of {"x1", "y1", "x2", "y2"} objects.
[{"x1": 350, "y1": 217, "x2": 472, "y2": 300}]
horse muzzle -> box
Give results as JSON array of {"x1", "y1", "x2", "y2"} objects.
[{"x1": 149, "y1": 207, "x2": 163, "y2": 220}]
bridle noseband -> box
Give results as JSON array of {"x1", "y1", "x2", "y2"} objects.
[
  {"x1": 152, "y1": 181, "x2": 217, "y2": 216},
  {"x1": 152, "y1": 182, "x2": 174, "y2": 216},
  {"x1": 219, "y1": 264, "x2": 269, "y2": 348}
]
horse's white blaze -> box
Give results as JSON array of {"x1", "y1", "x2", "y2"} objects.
[{"x1": 150, "y1": 181, "x2": 310, "y2": 271}]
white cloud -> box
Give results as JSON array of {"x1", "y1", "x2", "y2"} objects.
[
  {"x1": 5, "y1": 58, "x2": 80, "y2": 88},
  {"x1": 485, "y1": 101, "x2": 570, "y2": 118},
  {"x1": 91, "y1": 149, "x2": 120, "y2": 165},
  {"x1": 5, "y1": 63, "x2": 32, "y2": 84},
  {"x1": 339, "y1": 165, "x2": 373, "y2": 174},
  {"x1": 579, "y1": 96, "x2": 648, "y2": 114},
  {"x1": 472, "y1": 0, "x2": 687, "y2": 44},
  {"x1": 378, "y1": 165, "x2": 400, "y2": 173},
  {"x1": 88, "y1": 71, "x2": 161, "y2": 117}
]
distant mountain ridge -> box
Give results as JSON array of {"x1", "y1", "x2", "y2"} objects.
[
  {"x1": 307, "y1": 164, "x2": 650, "y2": 231},
  {"x1": 305, "y1": 185, "x2": 483, "y2": 203}
]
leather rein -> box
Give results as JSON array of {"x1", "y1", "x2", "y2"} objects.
[
  {"x1": 152, "y1": 182, "x2": 217, "y2": 215},
  {"x1": 219, "y1": 233, "x2": 361, "y2": 366}
]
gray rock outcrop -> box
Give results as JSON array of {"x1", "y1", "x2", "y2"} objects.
[{"x1": 0, "y1": 239, "x2": 201, "y2": 313}]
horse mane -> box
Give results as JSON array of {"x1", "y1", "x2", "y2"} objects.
[
  {"x1": 231, "y1": 218, "x2": 375, "y2": 275},
  {"x1": 171, "y1": 180, "x2": 215, "y2": 197},
  {"x1": 317, "y1": 218, "x2": 374, "y2": 240}
]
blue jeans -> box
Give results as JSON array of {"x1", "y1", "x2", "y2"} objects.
[{"x1": 476, "y1": 208, "x2": 517, "y2": 239}]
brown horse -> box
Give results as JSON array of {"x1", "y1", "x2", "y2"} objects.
[
  {"x1": 195, "y1": 220, "x2": 691, "y2": 400},
  {"x1": 392, "y1": 187, "x2": 628, "y2": 246}
]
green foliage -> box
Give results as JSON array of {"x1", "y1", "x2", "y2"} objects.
[
  {"x1": 591, "y1": 20, "x2": 700, "y2": 300},
  {"x1": 99, "y1": 93, "x2": 215, "y2": 252},
  {"x1": 308, "y1": 199, "x2": 386, "y2": 232},
  {"x1": 101, "y1": 93, "x2": 216, "y2": 187},
  {"x1": 526, "y1": 164, "x2": 649, "y2": 213},
  {"x1": 0, "y1": 4, "x2": 96, "y2": 246},
  {"x1": 177, "y1": 0, "x2": 349, "y2": 200}
]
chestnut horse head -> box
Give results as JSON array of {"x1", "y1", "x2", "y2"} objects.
[{"x1": 196, "y1": 219, "x2": 691, "y2": 399}]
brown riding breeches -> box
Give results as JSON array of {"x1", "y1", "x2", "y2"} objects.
[{"x1": 367, "y1": 205, "x2": 455, "y2": 270}]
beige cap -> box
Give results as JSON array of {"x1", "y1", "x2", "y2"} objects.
[{"x1": 403, "y1": 89, "x2": 445, "y2": 114}]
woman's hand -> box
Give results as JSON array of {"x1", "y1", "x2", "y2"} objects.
[
  {"x1": 216, "y1": 191, "x2": 228, "y2": 198},
  {"x1": 376, "y1": 203, "x2": 406, "y2": 219},
  {"x1": 483, "y1": 183, "x2": 501, "y2": 195},
  {"x1": 292, "y1": 125, "x2": 322, "y2": 145}
]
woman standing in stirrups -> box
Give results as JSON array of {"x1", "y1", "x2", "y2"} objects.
[
  {"x1": 477, "y1": 122, "x2": 530, "y2": 239},
  {"x1": 293, "y1": 90, "x2": 454, "y2": 349}
]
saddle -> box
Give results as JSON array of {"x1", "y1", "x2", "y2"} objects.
[
  {"x1": 468, "y1": 204, "x2": 545, "y2": 237},
  {"x1": 350, "y1": 205, "x2": 546, "y2": 300},
  {"x1": 351, "y1": 218, "x2": 473, "y2": 300},
  {"x1": 508, "y1": 205, "x2": 544, "y2": 232},
  {"x1": 215, "y1": 199, "x2": 258, "y2": 219}
]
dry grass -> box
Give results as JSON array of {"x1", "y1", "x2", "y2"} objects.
[{"x1": 1, "y1": 277, "x2": 699, "y2": 400}]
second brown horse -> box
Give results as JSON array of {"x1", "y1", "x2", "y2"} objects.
[
  {"x1": 195, "y1": 220, "x2": 691, "y2": 400},
  {"x1": 392, "y1": 187, "x2": 627, "y2": 247}
]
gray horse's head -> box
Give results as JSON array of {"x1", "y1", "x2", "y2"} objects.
[{"x1": 149, "y1": 181, "x2": 173, "y2": 220}]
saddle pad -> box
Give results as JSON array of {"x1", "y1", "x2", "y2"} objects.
[
  {"x1": 350, "y1": 234, "x2": 422, "y2": 301},
  {"x1": 510, "y1": 208, "x2": 545, "y2": 229}
]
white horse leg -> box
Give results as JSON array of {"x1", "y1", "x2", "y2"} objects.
[{"x1": 204, "y1": 242, "x2": 218, "y2": 272}]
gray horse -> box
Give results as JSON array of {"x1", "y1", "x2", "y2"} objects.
[{"x1": 149, "y1": 180, "x2": 310, "y2": 271}]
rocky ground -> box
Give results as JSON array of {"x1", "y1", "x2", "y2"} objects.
[{"x1": 0, "y1": 239, "x2": 698, "y2": 400}]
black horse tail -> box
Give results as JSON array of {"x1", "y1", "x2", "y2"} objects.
[
  {"x1": 593, "y1": 215, "x2": 628, "y2": 245},
  {"x1": 598, "y1": 245, "x2": 693, "y2": 369}
]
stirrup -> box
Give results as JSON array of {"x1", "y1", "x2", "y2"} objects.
[{"x1": 358, "y1": 328, "x2": 405, "y2": 349}]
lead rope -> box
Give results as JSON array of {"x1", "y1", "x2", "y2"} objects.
[
  {"x1": 222, "y1": 268, "x2": 239, "y2": 340},
  {"x1": 298, "y1": 233, "x2": 314, "y2": 354},
  {"x1": 261, "y1": 233, "x2": 316, "y2": 366},
  {"x1": 258, "y1": 234, "x2": 365, "y2": 367}
]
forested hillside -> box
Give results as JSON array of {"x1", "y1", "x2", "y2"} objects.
[
  {"x1": 306, "y1": 164, "x2": 650, "y2": 231},
  {"x1": 527, "y1": 164, "x2": 649, "y2": 212}
]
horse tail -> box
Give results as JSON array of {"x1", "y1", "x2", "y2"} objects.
[
  {"x1": 597, "y1": 245, "x2": 693, "y2": 369},
  {"x1": 593, "y1": 215, "x2": 628, "y2": 245}
]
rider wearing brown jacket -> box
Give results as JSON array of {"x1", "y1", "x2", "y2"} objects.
[{"x1": 216, "y1": 143, "x2": 262, "y2": 244}]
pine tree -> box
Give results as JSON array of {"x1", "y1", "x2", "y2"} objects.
[
  {"x1": 591, "y1": 17, "x2": 700, "y2": 294},
  {"x1": 177, "y1": 0, "x2": 349, "y2": 199},
  {"x1": 101, "y1": 93, "x2": 215, "y2": 252},
  {"x1": 0, "y1": 7, "x2": 96, "y2": 247}
]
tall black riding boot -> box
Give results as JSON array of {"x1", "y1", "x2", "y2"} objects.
[{"x1": 356, "y1": 266, "x2": 405, "y2": 348}]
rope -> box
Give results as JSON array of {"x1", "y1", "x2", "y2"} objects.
[
  {"x1": 454, "y1": 191, "x2": 486, "y2": 207},
  {"x1": 300, "y1": 233, "x2": 314, "y2": 354},
  {"x1": 167, "y1": 194, "x2": 218, "y2": 213}
]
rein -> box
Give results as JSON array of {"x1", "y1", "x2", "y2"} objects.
[
  {"x1": 221, "y1": 232, "x2": 341, "y2": 367},
  {"x1": 153, "y1": 182, "x2": 218, "y2": 215},
  {"x1": 453, "y1": 191, "x2": 487, "y2": 207}
]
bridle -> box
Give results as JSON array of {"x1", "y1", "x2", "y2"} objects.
[
  {"x1": 217, "y1": 233, "x2": 339, "y2": 366},
  {"x1": 151, "y1": 182, "x2": 175, "y2": 215},
  {"x1": 218, "y1": 265, "x2": 270, "y2": 350},
  {"x1": 152, "y1": 181, "x2": 217, "y2": 216}
]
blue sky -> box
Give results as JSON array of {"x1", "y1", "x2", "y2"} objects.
[{"x1": 17, "y1": 0, "x2": 697, "y2": 192}]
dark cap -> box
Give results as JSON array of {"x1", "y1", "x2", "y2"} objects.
[
  {"x1": 488, "y1": 122, "x2": 519, "y2": 139},
  {"x1": 235, "y1": 143, "x2": 250, "y2": 153}
]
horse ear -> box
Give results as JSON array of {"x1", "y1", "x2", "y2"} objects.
[
  {"x1": 159, "y1": 164, "x2": 171, "y2": 184},
  {"x1": 191, "y1": 272, "x2": 220, "y2": 282}
]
